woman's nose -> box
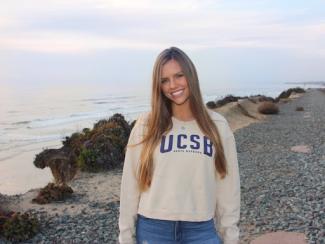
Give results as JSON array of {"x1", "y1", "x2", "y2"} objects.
[{"x1": 169, "y1": 78, "x2": 177, "y2": 89}]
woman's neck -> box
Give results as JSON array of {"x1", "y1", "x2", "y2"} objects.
[{"x1": 172, "y1": 104, "x2": 194, "y2": 121}]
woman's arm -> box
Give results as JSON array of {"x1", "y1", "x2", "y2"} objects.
[
  {"x1": 215, "y1": 125, "x2": 241, "y2": 244},
  {"x1": 118, "y1": 115, "x2": 144, "y2": 244}
]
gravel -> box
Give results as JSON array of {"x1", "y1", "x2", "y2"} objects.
[
  {"x1": 236, "y1": 88, "x2": 325, "y2": 243},
  {"x1": 1, "y1": 88, "x2": 324, "y2": 244}
]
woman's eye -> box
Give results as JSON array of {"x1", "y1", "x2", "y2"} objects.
[
  {"x1": 177, "y1": 74, "x2": 183, "y2": 77},
  {"x1": 161, "y1": 79, "x2": 167, "y2": 83}
]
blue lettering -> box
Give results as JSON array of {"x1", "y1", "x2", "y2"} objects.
[
  {"x1": 160, "y1": 135, "x2": 173, "y2": 153},
  {"x1": 190, "y1": 135, "x2": 200, "y2": 149},
  {"x1": 203, "y1": 136, "x2": 213, "y2": 156},
  {"x1": 177, "y1": 134, "x2": 187, "y2": 149}
]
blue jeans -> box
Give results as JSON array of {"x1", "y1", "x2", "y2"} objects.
[{"x1": 136, "y1": 214, "x2": 223, "y2": 244}]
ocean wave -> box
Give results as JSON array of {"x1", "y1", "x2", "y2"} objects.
[
  {"x1": 0, "y1": 135, "x2": 65, "y2": 152},
  {"x1": 7, "y1": 110, "x2": 20, "y2": 114},
  {"x1": 25, "y1": 113, "x2": 106, "y2": 129},
  {"x1": 94, "y1": 101, "x2": 109, "y2": 104},
  {"x1": 0, "y1": 143, "x2": 62, "y2": 162},
  {"x1": 12, "y1": 120, "x2": 31, "y2": 125}
]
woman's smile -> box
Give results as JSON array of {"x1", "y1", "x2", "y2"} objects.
[
  {"x1": 160, "y1": 59, "x2": 190, "y2": 107},
  {"x1": 170, "y1": 89, "x2": 185, "y2": 98}
]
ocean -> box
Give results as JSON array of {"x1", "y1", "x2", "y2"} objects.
[{"x1": 0, "y1": 82, "x2": 320, "y2": 195}]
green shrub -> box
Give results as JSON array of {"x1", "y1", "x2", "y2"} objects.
[
  {"x1": 2, "y1": 212, "x2": 39, "y2": 242},
  {"x1": 77, "y1": 148, "x2": 99, "y2": 172},
  {"x1": 35, "y1": 113, "x2": 133, "y2": 174}
]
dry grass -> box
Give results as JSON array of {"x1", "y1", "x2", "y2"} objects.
[
  {"x1": 296, "y1": 106, "x2": 304, "y2": 111},
  {"x1": 258, "y1": 102, "x2": 279, "y2": 114}
]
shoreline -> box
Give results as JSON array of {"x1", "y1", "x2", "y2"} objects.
[
  {"x1": 1, "y1": 88, "x2": 324, "y2": 243},
  {"x1": 0, "y1": 86, "x2": 308, "y2": 195},
  {"x1": 0, "y1": 88, "x2": 307, "y2": 201},
  {"x1": 0, "y1": 89, "x2": 292, "y2": 197}
]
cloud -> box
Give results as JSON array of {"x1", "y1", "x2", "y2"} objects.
[{"x1": 0, "y1": 0, "x2": 324, "y2": 55}]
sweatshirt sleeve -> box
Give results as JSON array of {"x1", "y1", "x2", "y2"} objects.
[
  {"x1": 118, "y1": 114, "x2": 145, "y2": 244},
  {"x1": 214, "y1": 123, "x2": 241, "y2": 244}
]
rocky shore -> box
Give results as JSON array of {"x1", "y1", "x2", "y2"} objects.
[
  {"x1": 1, "y1": 88, "x2": 324, "y2": 243},
  {"x1": 237, "y1": 88, "x2": 324, "y2": 243}
]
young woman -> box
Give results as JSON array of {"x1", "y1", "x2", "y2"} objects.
[{"x1": 119, "y1": 47, "x2": 240, "y2": 244}]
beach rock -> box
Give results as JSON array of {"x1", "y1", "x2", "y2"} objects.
[
  {"x1": 290, "y1": 145, "x2": 312, "y2": 154},
  {"x1": 34, "y1": 148, "x2": 78, "y2": 186}
]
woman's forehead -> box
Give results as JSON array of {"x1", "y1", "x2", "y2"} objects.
[{"x1": 161, "y1": 60, "x2": 182, "y2": 76}]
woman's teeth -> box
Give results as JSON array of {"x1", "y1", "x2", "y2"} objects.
[{"x1": 171, "y1": 89, "x2": 184, "y2": 97}]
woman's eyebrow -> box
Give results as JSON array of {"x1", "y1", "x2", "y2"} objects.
[{"x1": 161, "y1": 71, "x2": 183, "y2": 80}]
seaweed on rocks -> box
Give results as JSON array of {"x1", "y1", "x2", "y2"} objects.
[
  {"x1": 31, "y1": 183, "x2": 73, "y2": 204},
  {"x1": 34, "y1": 113, "x2": 133, "y2": 175}
]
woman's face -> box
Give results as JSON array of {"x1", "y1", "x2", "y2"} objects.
[{"x1": 160, "y1": 59, "x2": 190, "y2": 108}]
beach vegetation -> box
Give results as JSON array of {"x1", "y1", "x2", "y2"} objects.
[
  {"x1": 206, "y1": 101, "x2": 217, "y2": 109},
  {"x1": 258, "y1": 102, "x2": 279, "y2": 114},
  {"x1": 247, "y1": 95, "x2": 275, "y2": 103},
  {"x1": 0, "y1": 211, "x2": 39, "y2": 242},
  {"x1": 31, "y1": 183, "x2": 73, "y2": 204},
  {"x1": 215, "y1": 95, "x2": 246, "y2": 108},
  {"x1": 77, "y1": 147, "x2": 100, "y2": 172},
  {"x1": 34, "y1": 113, "x2": 132, "y2": 177},
  {"x1": 275, "y1": 87, "x2": 305, "y2": 102}
]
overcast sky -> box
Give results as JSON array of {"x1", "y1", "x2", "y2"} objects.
[{"x1": 0, "y1": 0, "x2": 324, "y2": 95}]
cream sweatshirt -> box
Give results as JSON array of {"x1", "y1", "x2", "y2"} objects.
[{"x1": 118, "y1": 109, "x2": 240, "y2": 244}]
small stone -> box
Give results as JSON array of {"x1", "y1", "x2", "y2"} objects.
[{"x1": 290, "y1": 145, "x2": 312, "y2": 154}]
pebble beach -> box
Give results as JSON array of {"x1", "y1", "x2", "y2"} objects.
[
  {"x1": 1, "y1": 88, "x2": 324, "y2": 243},
  {"x1": 237, "y1": 88, "x2": 324, "y2": 243}
]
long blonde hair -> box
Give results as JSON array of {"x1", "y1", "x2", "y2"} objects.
[{"x1": 129, "y1": 46, "x2": 227, "y2": 192}]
